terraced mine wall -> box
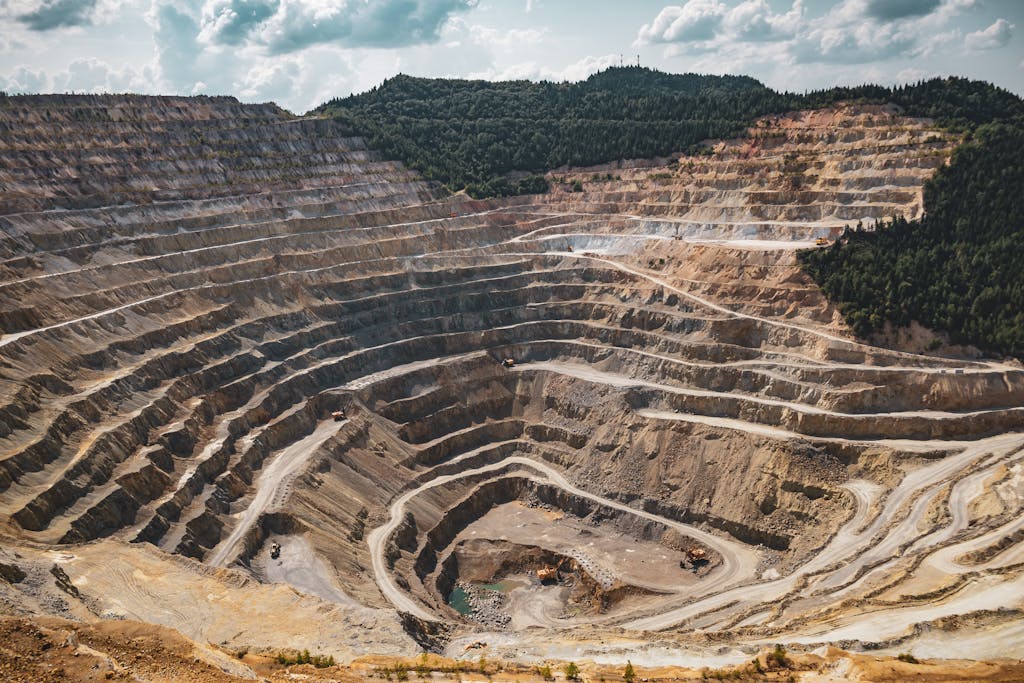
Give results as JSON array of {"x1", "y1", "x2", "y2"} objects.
[{"x1": 1, "y1": 96, "x2": 1023, "y2": 658}]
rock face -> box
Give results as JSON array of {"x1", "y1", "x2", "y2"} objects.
[{"x1": 0, "y1": 95, "x2": 1023, "y2": 662}]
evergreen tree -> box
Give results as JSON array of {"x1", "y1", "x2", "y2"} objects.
[{"x1": 315, "y1": 68, "x2": 1021, "y2": 199}]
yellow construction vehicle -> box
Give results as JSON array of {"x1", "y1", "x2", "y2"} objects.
[{"x1": 536, "y1": 566, "x2": 558, "y2": 582}]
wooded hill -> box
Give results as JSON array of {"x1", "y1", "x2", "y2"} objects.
[
  {"x1": 316, "y1": 68, "x2": 1024, "y2": 358},
  {"x1": 315, "y1": 67, "x2": 1021, "y2": 197},
  {"x1": 801, "y1": 117, "x2": 1024, "y2": 358}
]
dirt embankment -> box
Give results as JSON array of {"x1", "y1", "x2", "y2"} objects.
[{"x1": 3, "y1": 614, "x2": 1024, "y2": 683}]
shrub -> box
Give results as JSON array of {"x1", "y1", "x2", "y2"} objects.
[
  {"x1": 275, "y1": 650, "x2": 335, "y2": 668},
  {"x1": 416, "y1": 653, "x2": 430, "y2": 677}
]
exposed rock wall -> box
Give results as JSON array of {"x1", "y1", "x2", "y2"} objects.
[{"x1": 0, "y1": 96, "x2": 1021, "y2": 656}]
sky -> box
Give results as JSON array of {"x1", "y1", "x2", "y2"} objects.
[{"x1": 0, "y1": 0, "x2": 1021, "y2": 113}]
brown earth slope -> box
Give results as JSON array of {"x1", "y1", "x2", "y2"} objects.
[{"x1": 0, "y1": 96, "x2": 1021, "y2": 670}]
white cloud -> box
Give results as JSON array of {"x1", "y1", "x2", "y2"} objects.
[
  {"x1": 236, "y1": 57, "x2": 300, "y2": 103},
  {"x1": 148, "y1": 1, "x2": 214, "y2": 92},
  {"x1": 795, "y1": 11, "x2": 919, "y2": 64},
  {"x1": 965, "y1": 18, "x2": 1013, "y2": 51},
  {"x1": 391, "y1": 19, "x2": 494, "y2": 80},
  {"x1": 194, "y1": 0, "x2": 476, "y2": 54},
  {"x1": 1, "y1": 65, "x2": 49, "y2": 92},
  {"x1": 231, "y1": 48, "x2": 358, "y2": 111},
  {"x1": 637, "y1": 0, "x2": 807, "y2": 54},
  {"x1": 910, "y1": 28, "x2": 960, "y2": 58},
  {"x1": 722, "y1": 0, "x2": 802, "y2": 42},
  {"x1": 53, "y1": 57, "x2": 152, "y2": 92},
  {"x1": 637, "y1": 0, "x2": 980, "y2": 71},
  {"x1": 1, "y1": 57, "x2": 151, "y2": 95},
  {"x1": 638, "y1": 1, "x2": 727, "y2": 44},
  {"x1": 546, "y1": 53, "x2": 621, "y2": 82},
  {"x1": 469, "y1": 53, "x2": 619, "y2": 83},
  {"x1": 464, "y1": 23, "x2": 546, "y2": 50},
  {"x1": 895, "y1": 66, "x2": 929, "y2": 83},
  {"x1": 197, "y1": 0, "x2": 276, "y2": 46}
]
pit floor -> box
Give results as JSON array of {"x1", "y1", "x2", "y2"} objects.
[{"x1": 458, "y1": 501, "x2": 700, "y2": 592}]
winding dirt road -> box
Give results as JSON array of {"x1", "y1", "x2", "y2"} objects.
[
  {"x1": 365, "y1": 454, "x2": 761, "y2": 622},
  {"x1": 208, "y1": 419, "x2": 344, "y2": 568}
]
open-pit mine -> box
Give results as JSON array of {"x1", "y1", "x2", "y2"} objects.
[{"x1": 1, "y1": 95, "x2": 1023, "y2": 678}]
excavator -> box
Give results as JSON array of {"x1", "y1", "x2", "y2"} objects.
[
  {"x1": 536, "y1": 557, "x2": 568, "y2": 583},
  {"x1": 536, "y1": 566, "x2": 558, "y2": 582}
]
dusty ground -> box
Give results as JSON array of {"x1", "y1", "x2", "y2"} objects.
[
  {"x1": 464, "y1": 501, "x2": 701, "y2": 589},
  {"x1": 2, "y1": 617, "x2": 1022, "y2": 683},
  {"x1": 0, "y1": 617, "x2": 251, "y2": 682},
  {"x1": 448, "y1": 501, "x2": 703, "y2": 627}
]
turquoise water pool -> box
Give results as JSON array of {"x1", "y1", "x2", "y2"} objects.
[
  {"x1": 447, "y1": 581, "x2": 515, "y2": 614},
  {"x1": 448, "y1": 585, "x2": 472, "y2": 614}
]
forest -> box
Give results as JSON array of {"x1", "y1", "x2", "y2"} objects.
[
  {"x1": 316, "y1": 67, "x2": 1022, "y2": 197},
  {"x1": 317, "y1": 67, "x2": 1024, "y2": 358},
  {"x1": 801, "y1": 118, "x2": 1024, "y2": 357}
]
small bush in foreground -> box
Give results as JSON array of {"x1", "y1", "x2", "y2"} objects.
[{"x1": 276, "y1": 649, "x2": 336, "y2": 668}]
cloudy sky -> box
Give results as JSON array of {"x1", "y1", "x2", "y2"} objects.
[{"x1": 1, "y1": 0, "x2": 1021, "y2": 113}]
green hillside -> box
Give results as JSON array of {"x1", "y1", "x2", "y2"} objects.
[
  {"x1": 317, "y1": 67, "x2": 1024, "y2": 357},
  {"x1": 315, "y1": 68, "x2": 1021, "y2": 197},
  {"x1": 800, "y1": 118, "x2": 1024, "y2": 357}
]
